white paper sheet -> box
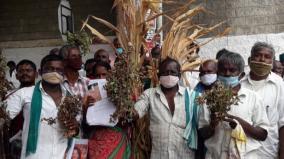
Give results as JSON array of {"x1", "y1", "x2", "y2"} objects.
[{"x1": 86, "y1": 79, "x2": 118, "y2": 126}]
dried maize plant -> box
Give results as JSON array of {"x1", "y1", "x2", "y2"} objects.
[
  {"x1": 57, "y1": 95, "x2": 81, "y2": 138},
  {"x1": 160, "y1": 0, "x2": 230, "y2": 86},
  {"x1": 146, "y1": 58, "x2": 159, "y2": 87},
  {"x1": 67, "y1": 31, "x2": 92, "y2": 55},
  {"x1": 197, "y1": 81, "x2": 239, "y2": 121}
]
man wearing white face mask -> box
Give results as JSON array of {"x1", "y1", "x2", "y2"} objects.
[
  {"x1": 5, "y1": 54, "x2": 79, "y2": 159},
  {"x1": 195, "y1": 59, "x2": 217, "y2": 93},
  {"x1": 199, "y1": 52, "x2": 269, "y2": 159},
  {"x1": 134, "y1": 57, "x2": 200, "y2": 159},
  {"x1": 193, "y1": 59, "x2": 217, "y2": 159}
]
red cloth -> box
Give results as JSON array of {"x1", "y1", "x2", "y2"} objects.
[{"x1": 88, "y1": 127, "x2": 128, "y2": 159}]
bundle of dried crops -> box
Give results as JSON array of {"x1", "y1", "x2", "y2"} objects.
[
  {"x1": 197, "y1": 82, "x2": 239, "y2": 121},
  {"x1": 105, "y1": 53, "x2": 143, "y2": 123},
  {"x1": 0, "y1": 50, "x2": 12, "y2": 127},
  {"x1": 57, "y1": 96, "x2": 81, "y2": 137},
  {"x1": 0, "y1": 50, "x2": 13, "y2": 159}
]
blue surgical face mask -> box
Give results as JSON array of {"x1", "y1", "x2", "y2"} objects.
[
  {"x1": 116, "y1": 48, "x2": 123, "y2": 54},
  {"x1": 218, "y1": 75, "x2": 239, "y2": 87}
]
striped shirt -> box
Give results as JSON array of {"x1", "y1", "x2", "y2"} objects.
[
  {"x1": 63, "y1": 76, "x2": 89, "y2": 98},
  {"x1": 134, "y1": 85, "x2": 195, "y2": 159}
]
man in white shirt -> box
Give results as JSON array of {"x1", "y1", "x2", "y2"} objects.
[
  {"x1": 6, "y1": 54, "x2": 79, "y2": 159},
  {"x1": 134, "y1": 57, "x2": 198, "y2": 159},
  {"x1": 241, "y1": 42, "x2": 284, "y2": 159},
  {"x1": 199, "y1": 52, "x2": 269, "y2": 159},
  {"x1": 6, "y1": 61, "x2": 20, "y2": 88}
]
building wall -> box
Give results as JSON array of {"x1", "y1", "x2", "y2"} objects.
[
  {"x1": 71, "y1": 0, "x2": 116, "y2": 35},
  {"x1": 196, "y1": 0, "x2": 284, "y2": 36},
  {"x1": 0, "y1": 0, "x2": 116, "y2": 68},
  {"x1": 0, "y1": 0, "x2": 61, "y2": 43},
  {"x1": 162, "y1": 1, "x2": 283, "y2": 61},
  {"x1": 192, "y1": 0, "x2": 284, "y2": 63}
]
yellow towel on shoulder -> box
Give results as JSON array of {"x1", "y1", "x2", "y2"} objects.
[{"x1": 228, "y1": 119, "x2": 247, "y2": 159}]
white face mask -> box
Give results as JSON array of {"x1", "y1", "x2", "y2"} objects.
[
  {"x1": 159, "y1": 75, "x2": 179, "y2": 88},
  {"x1": 42, "y1": 72, "x2": 63, "y2": 84},
  {"x1": 200, "y1": 74, "x2": 217, "y2": 86}
]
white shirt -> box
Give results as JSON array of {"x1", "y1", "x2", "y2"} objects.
[
  {"x1": 6, "y1": 83, "x2": 68, "y2": 159},
  {"x1": 6, "y1": 69, "x2": 20, "y2": 88},
  {"x1": 134, "y1": 85, "x2": 194, "y2": 159},
  {"x1": 181, "y1": 71, "x2": 200, "y2": 90},
  {"x1": 241, "y1": 72, "x2": 284, "y2": 158},
  {"x1": 199, "y1": 87, "x2": 269, "y2": 159}
]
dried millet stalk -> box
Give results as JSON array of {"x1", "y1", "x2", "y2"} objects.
[
  {"x1": 57, "y1": 95, "x2": 81, "y2": 137},
  {"x1": 0, "y1": 51, "x2": 13, "y2": 128},
  {"x1": 197, "y1": 81, "x2": 239, "y2": 121},
  {"x1": 105, "y1": 53, "x2": 142, "y2": 124}
]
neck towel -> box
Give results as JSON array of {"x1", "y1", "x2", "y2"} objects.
[
  {"x1": 183, "y1": 88, "x2": 200, "y2": 149},
  {"x1": 26, "y1": 81, "x2": 42, "y2": 156},
  {"x1": 228, "y1": 119, "x2": 247, "y2": 159}
]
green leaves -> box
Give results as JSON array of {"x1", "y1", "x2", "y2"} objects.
[{"x1": 67, "y1": 31, "x2": 92, "y2": 55}]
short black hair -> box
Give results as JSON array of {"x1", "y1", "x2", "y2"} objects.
[
  {"x1": 92, "y1": 61, "x2": 111, "y2": 75},
  {"x1": 84, "y1": 58, "x2": 95, "y2": 70},
  {"x1": 49, "y1": 48, "x2": 59, "y2": 55},
  {"x1": 200, "y1": 59, "x2": 217, "y2": 71},
  {"x1": 40, "y1": 54, "x2": 63, "y2": 69},
  {"x1": 159, "y1": 57, "x2": 181, "y2": 73},
  {"x1": 16, "y1": 59, "x2": 36, "y2": 71},
  {"x1": 151, "y1": 45, "x2": 161, "y2": 56},
  {"x1": 7, "y1": 61, "x2": 16, "y2": 67},
  {"x1": 216, "y1": 48, "x2": 230, "y2": 60}
]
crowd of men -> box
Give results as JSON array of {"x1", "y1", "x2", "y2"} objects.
[{"x1": 3, "y1": 41, "x2": 284, "y2": 159}]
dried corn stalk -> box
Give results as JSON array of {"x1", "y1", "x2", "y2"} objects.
[
  {"x1": 197, "y1": 82, "x2": 239, "y2": 121},
  {"x1": 160, "y1": 1, "x2": 230, "y2": 87},
  {"x1": 57, "y1": 96, "x2": 81, "y2": 137}
]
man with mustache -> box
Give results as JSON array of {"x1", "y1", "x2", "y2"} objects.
[
  {"x1": 241, "y1": 42, "x2": 284, "y2": 158},
  {"x1": 59, "y1": 45, "x2": 89, "y2": 98},
  {"x1": 16, "y1": 60, "x2": 38, "y2": 88},
  {"x1": 6, "y1": 54, "x2": 79, "y2": 159},
  {"x1": 4, "y1": 60, "x2": 38, "y2": 159}
]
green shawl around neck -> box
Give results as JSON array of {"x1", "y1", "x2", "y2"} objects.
[{"x1": 26, "y1": 81, "x2": 42, "y2": 156}]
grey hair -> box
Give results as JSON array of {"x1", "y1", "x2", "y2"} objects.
[
  {"x1": 251, "y1": 42, "x2": 275, "y2": 57},
  {"x1": 218, "y1": 51, "x2": 245, "y2": 72},
  {"x1": 59, "y1": 44, "x2": 79, "y2": 59}
]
